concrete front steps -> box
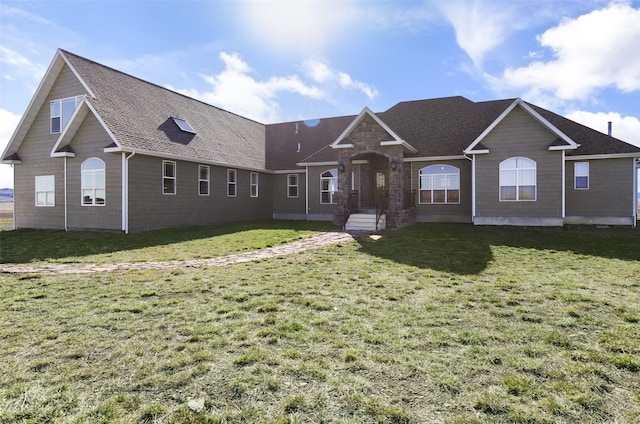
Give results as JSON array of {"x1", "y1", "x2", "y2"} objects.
[{"x1": 345, "y1": 213, "x2": 386, "y2": 232}]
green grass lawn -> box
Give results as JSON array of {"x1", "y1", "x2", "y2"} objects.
[{"x1": 1, "y1": 223, "x2": 639, "y2": 423}]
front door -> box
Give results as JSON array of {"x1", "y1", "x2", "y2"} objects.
[{"x1": 373, "y1": 168, "x2": 388, "y2": 209}]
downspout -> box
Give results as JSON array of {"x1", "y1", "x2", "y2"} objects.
[
  {"x1": 64, "y1": 157, "x2": 68, "y2": 231},
  {"x1": 305, "y1": 166, "x2": 309, "y2": 220},
  {"x1": 464, "y1": 154, "x2": 475, "y2": 221},
  {"x1": 633, "y1": 158, "x2": 638, "y2": 227},
  {"x1": 561, "y1": 151, "x2": 566, "y2": 221},
  {"x1": 11, "y1": 164, "x2": 16, "y2": 230},
  {"x1": 123, "y1": 150, "x2": 136, "y2": 234}
]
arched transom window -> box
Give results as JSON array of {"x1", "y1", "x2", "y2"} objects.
[
  {"x1": 499, "y1": 157, "x2": 536, "y2": 201},
  {"x1": 320, "y1": 169, "x2": 338, "y2": 204},
  {"x1": 81, "y1": 158, "x2": 106, "y2": 206},
  {"x1": 419, "y1": 165, "x2": 460, "y2": 204}
]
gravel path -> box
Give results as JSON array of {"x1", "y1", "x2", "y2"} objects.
[{"x1": 1, "y1": 231, "x2": 357, "y2": 275}]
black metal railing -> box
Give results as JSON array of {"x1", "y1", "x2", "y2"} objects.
[{"x1": 376, "y1": 190, "x2": 388, "y2": 231}]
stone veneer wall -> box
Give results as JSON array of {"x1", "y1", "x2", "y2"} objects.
[{"x1": 333, "y1": 115, "x2": 407, "y2": 228}]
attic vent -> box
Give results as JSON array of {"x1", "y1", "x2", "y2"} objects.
[{"x1": 171, "y1": 116, "x2": 195, "y2": 134}]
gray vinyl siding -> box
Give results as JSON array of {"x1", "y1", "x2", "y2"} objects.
[
  {"x1": 475, "y1": 107, "x2": 563, "y2": 221},
  {"x1": 127, "y1": 156, "x2": 273, "y2": 231},
  {"x1": 13, "y1": 64, "x2": 87, "y2": 229},
  {"x1": 566, "y1": 158, "x2": 635, "y2": 218},
  {"x1": 412, "y1": 159, "x2": 472, "y2": 223},
  {"x1": 65, "y1": 114, "x2": 122, "y2": 230},
  {"x1": 272, "y1": 172, "x2": 307, "y2": 219}
]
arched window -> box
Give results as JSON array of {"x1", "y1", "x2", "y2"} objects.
[
  {"x1": 419, "y1": 165, "x2": 460, "y2": 204},
  {"x1": 81, "y1": 158, "x2": 105, "y2": 206},
  {"x1": 320, "y1": 169, "x2": 338, "y2": 204},
  {"x1": 499, "y1": 157, "x2": 536, "y2": 201}
]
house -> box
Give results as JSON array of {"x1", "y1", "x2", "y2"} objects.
[{"x1": 3, "y1": 49, "x2": 639, "y2": 232}]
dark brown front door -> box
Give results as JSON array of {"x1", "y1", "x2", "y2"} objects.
[{"x1": 373, "y1": 168, "x2": 388, "y2": 209}]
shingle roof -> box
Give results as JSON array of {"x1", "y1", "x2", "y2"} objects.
[
  {"x1": 292, "y1": 97, "x2": 640, "y2": 166},
  {"x1": 527, "y1": 102, "x2": 640, "y2": 156},
  {"x1": 61, "y1": 50, "x2": 267, "y2": 170},
  {"x1": 58, "y1": 51, "x2": 640, "y2": 172},
  {"x1": 265, "y1": 115, "x2": 355, "y2": 169}
]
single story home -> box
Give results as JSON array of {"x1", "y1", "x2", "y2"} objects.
[{"x1": 3, "y1": 49, "x2": 639, "y2": 232}]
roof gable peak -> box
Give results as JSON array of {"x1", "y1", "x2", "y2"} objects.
[
  {"x1": 464, "y1": 98, "x2": 580, "y2": 154},
  {"x1": 330, "y1": 107, "x2": 417, "y2": 153}
]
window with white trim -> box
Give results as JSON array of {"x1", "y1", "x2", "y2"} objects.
[
  {"x1": 81, "y1": 158, "x2": 106, "y2": 206},
  {"x1": 250, "y1": 172, "x2": 259, "y2": 197},
  {"x1": 35, "y1": 175, "x2": 55, "y2": 207},
  {"x1": 198, "y1": 165, "x2": 210, "y2": 196},
  {"x1": 574, "y1": 162, "x2": 589, "y2": 190},
  {"x1": 320, "y1": 169, "x2": 338, "y2": 204},
  {"x1": 419, "y1": 165, "x2": 460, "y2": 204},
  {"x1": 50, "y1": 96, "x2": 83, "y2": 134},
  {"x1": 499, "y1": 157, "x2": 536, "y2": 201},
  {"x1": 287, "y1": 174, "x2": 298, "y2": 198},
  {"x1": 163, "y1": 160, "x2": 176, "y2": 195},
  {"x1": 227, "y1": 169, "x2": 237, "y2": 197}
]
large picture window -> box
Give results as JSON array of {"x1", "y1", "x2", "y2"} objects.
[
  {"x1": 287, "y1": 174, "x2": 298, "y2": 198},
  {"x1": 163, "y1": 160, "x2": 176, "y2": 195},
  {"x1": 81, "y1": 158, "x2": 106, "y2": 206},
  {"x1": 50, "y1": 96, "x2": 83, "y2": 134},
  {"x1": 320, "y1": 169, "x2": 338, "y2": 204},
  {"x1": 35, "y1": 175, "x2": 55, "y2": 206},
  {"x1": 198, "y1": 165, "x2": 210, "y2": 196},
  {"x1": 499, "y1": 157, "x2": 536, "y2": 201},
  {"x1": 574, "y1": 162, "x2": 589, "y2": 190},
  {"x1": 419, "y1": 165, "x2": 460, "y2": 204}
]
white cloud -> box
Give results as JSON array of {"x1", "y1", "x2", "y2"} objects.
[
  {"x1": 565, "y1": 110, "x2": 640, "y2": 147},
  {"x1": 0, "y1": 45, "x2": 46, "y2": 83},
  {"x1": 438, "y1": 1, "x2": 519, "y2": 66},
  {"x1": 0, "y1": 108, "x2": 21, "y2": 188},
  {"x1": 304, "y1": 60, "x2": 379, "y2": 100},
  {"x1": 487, "y1": 1, "x2": 640, "y2": 102},
  {"x1": 170, "y1": 52, "x2": 324, "y2": 123}
]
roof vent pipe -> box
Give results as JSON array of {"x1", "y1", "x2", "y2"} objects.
[{"x1": 608, "y1": 121, "x2": 612, "y2": 136}]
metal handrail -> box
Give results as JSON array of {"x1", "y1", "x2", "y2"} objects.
[{"x1": 376, "y1": 190, "x2": 387, "y2": 231}]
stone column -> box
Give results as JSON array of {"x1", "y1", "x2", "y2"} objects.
[
  {"x1": 387, "y1": 149, "x2": 404, "y2": 228},
  {"x1": 333, "y1": 152, "x2": 352, "y2": 227}
]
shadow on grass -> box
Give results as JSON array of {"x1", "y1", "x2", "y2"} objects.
[
  {"x1": 355, "y1": 223, "x2": 640, "y2": 275},
  {"x1": 0, "y1": 220, "x2": 333, "y2": 264}
]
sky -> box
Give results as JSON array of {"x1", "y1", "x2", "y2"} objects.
[{"x1": 1, "y1": 0, "x2": 640, "y2": 190}]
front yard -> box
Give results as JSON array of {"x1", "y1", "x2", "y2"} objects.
[{"x1": 1, "y1": 223, "x2": 639, "y2": 423}]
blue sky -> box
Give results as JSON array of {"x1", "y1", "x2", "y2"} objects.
[{"x1": 1, "y1": 0, "x2": 640, "y2": 189}]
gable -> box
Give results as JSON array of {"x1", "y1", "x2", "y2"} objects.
[
  {"x1": 1, "y1": 50, "x2": 90, "y2": 163},
  {"x1": 465, "y1": 99, "x2": 578, "y2": 155},
  {"x1": 330, "y1": 107, "x2": 417, "y2": 153},
  {"x1": 480, "y1": 107, "x2": 563, "y2": 154}
]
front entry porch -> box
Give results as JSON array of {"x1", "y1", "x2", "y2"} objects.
[{"x1": 334, "y1": 153, "x2": 415, "y2": 230}]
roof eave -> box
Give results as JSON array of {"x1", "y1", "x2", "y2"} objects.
[{"x1": 380, "y1": 140, "x2": 418, "y2": 154}]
